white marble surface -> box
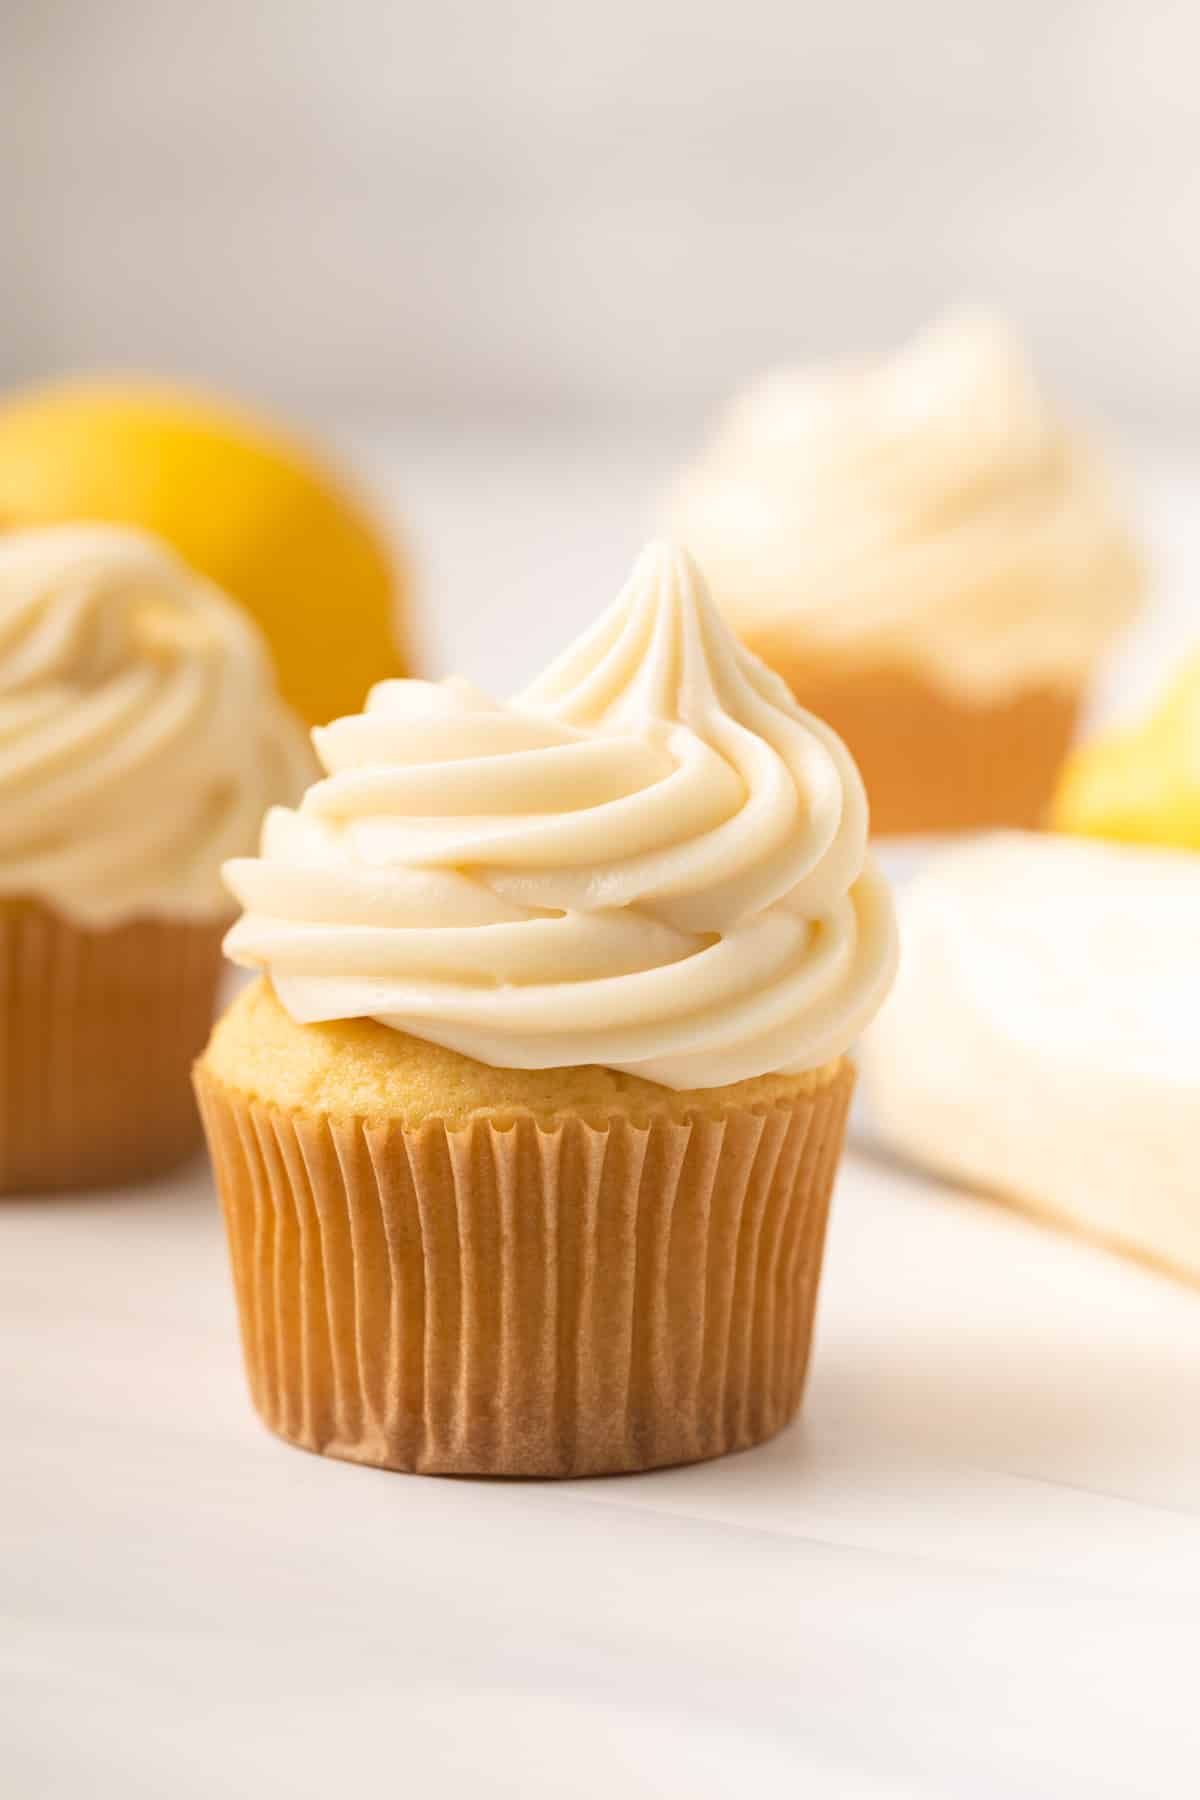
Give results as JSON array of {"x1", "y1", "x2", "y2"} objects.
[
  {"x1": 4, "y1": 435, "x2": 1200, "y2": 1797},
  {"x1": 6, "y1": 1146, "x2": 1200, "y2": 1797}
]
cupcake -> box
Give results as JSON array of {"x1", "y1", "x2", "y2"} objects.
[
  {"x1": 0, "y1": 524, "x2": 312, "y2": 1193},
  {"x1": 195, "y1": 543, "x2": 897, "y2": 1477},
  {"x1": 664, "y1": 313, "x2": 1144, "y2": 835}
]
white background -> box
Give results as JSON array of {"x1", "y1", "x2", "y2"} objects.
[{"x1": 3, "y1": 0, "x2": 1200, "y2": 437}]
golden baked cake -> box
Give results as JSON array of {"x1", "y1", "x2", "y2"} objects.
[
  {"x1": 664, "y1": 313, "x2": 1144, "y2": 834},
  {"x1": 195, "y1": 543, "x2": 897, "y2": 1477},
  {"x1": 0, "y1": 525, "x2": 311, "y2": 1192}
]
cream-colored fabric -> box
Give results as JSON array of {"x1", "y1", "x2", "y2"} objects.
[
  {"x1": 0, "y1": 524, "x2": 313, "y2": 925},
  {"x1": 225, "y1": 542, "x2": 897, "y2": 1089},
  {"x1": 861, "y1": 833, "x2": 1200, "y2": 1279}
]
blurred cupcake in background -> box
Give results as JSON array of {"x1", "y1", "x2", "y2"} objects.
[
  {"x1": 0, "y1": 375, "x2": 414, "y2": 725},
  {"x1": 664, "y1": 312, "x2": 1145, "y2": 835},
  {"x1": 0, "y1": 525, "x2": 312, "y2": 1193}
]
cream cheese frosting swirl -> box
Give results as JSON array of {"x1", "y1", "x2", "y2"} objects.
[
  {"x1": 0, "y1": 524, "x2": 314, "y2": 926},
  {"x1": 224, "y1": 543, "x2": 897, "y2": 1089},
  {"x1": 664, "y1": 313, "x2": 1143, "y2": 699}
]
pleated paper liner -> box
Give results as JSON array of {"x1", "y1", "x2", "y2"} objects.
[
  {"x1": 743, "y1": 643, "x2": 1080, "y2": 834},
  {"x1": 195, "y1": 1059, "x2": 855, "y2": 1477},
  {"x1": 0, "y1": 900, "x2": 226, "y2": 1194}
]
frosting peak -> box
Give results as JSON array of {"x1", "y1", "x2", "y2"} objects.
[
  {"x1": 225, "y1": 544, "x2": 897, "y2": 1089},
  {"x1": 665, "y1": 312, "x2": 1144, "y2": 699},
  {"x1": 0, "y1": 524, "x2": 313, "y2": 926}
]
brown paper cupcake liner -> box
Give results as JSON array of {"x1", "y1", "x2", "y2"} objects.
[
  {"x1": 744, "y1": 642, "x2": 1080, "y2": 835},
  {"x1": 1, "y1": 901, "x2": 226, "y2": 1194},
  {"x1": 194, "y1": 1061, "x2": 855, "y2": 1477}
]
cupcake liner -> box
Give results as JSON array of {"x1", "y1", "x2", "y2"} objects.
[
  {"x1": 1, "y1": 902, "x2": 226, "y2": 1194},
  {"x1": 746, "y1": 646, "x2": 1080, "y2": 834},
  {"x1": 194, "y1": 1061, "x2": 855, "y2": 1477}
]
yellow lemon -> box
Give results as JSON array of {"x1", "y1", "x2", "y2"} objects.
[
  {"x1": 0, "y1": 377, "x2": 411, "y2": 724},
  {"x1": 1051, "y1": 651, "x2": 1200, "y2": 849}
]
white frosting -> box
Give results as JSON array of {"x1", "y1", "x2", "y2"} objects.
[
  {"x1": 664, "y1": 313, "x2": 1143, "y2": 699},
  {"x1": 861, "y1": 833, "x2": 1200, "y2": 1277},
  {"x1": 0, "y1": 524, "x2": 314, "y2": 926},
  {"x1": 225, "y1": 543, "x2": 897, "y2": 1089}
]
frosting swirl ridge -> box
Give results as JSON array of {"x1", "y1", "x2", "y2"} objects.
[
  {"x1": 0, "y1": 524, "x2": 313, "y2": 925},
  {"x1": 225, "y1": 543, "x2": 896, "y2": 1088}
]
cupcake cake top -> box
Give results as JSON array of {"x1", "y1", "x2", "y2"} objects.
[
  {"x1": 664, "y1": 313, "x2": 1143, "y2": 698},
  {"x1": 225, "y1": 543, "x2": 897, "y2": 1089},
  {"x1": 0, "y1": 524, "x2": 312, "y2": 926}
]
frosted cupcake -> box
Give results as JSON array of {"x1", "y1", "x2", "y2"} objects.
[
  {"x1": 0, "y1": 525, "x2": 311, "y2": 1192},
  {"x1": 664, "y1": 313, "x2": 1144, "y2": 834},
  {"x1": 195, "y1": 543, "x2": 897, "y2": 1477}
]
